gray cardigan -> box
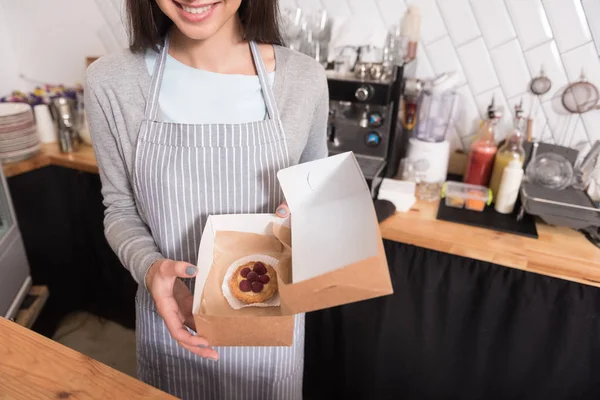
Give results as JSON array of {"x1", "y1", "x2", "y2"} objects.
[{"x1": 85, "y1": 46, "x2": 329, "y2": 285}]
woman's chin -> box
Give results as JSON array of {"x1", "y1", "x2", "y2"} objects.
[{"x1": 175, "y1": 24, "x2": 221, "y2": 41}]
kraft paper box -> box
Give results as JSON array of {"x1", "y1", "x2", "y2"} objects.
[{"x1": 192, "y1": 152, "x2": 393, "y2": 346}]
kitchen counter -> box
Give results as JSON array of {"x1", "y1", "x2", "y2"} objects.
[
  {"x1": 0, "y1": 317, "x2": 174, "y2": 399},
  {"x1": 380, "y1": 201, "x2": 600, "y2": 287},
  {"x1": 3, "y1": 143, "x2": 98, "y2": 178},
  {"x1": 4, "y1": 143, "x2": 600, "y2": 287}
]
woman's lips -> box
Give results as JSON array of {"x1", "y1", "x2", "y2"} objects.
[{"x1": 172, "y1": 1, "x2": 219, "y2": 23}]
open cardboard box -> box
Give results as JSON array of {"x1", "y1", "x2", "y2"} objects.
[{"x1": 192, "y1": 152, "x2": 393, "y2": 346}]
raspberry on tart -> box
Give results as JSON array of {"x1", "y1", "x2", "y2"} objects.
[{"x1": 228, "y1": 261, "x2": 278, "y2": 305}]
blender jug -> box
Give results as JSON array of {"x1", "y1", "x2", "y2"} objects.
[
  {"x1": 415, "y1": 89, "x2": 458, "y2": 142},
  {"x1": 404, "y1": 73, "x2": 459, "y2": 200}
]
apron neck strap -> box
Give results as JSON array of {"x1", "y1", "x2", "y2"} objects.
[
  {"x1": 144, "y1": 34, "x2": 280, "y2": 122},
  {"x1": 249, "y1": 41, "x2": 280, "y2": 121},
  {"x1": 144, "y1": 32, "x2": 171, "y2": 121}
]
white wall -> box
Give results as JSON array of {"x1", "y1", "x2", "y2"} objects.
[
  {"x1": 283, "y1": 0, "x2": 600, "y2": 153},
  {"x1": 0, "y1": 2, "x2": 23, "y2": 95},
  {"x1": 0, "y1": 0, "x2": 123, "y2": 94}
]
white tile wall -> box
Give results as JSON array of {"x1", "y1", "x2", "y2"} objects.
[
  {"x1": 505, "y1": 0, "x2": 553, "y2": 51},
  {"x1": 375, "y1": 0, "x2": 406, "y2": 27},
  {"x1": 410, "y1": 0, "x2": 446, "y2": 45},
  {"x1": 582, "y1": 0, "x2": 600, "y2": 55},
  {"x1": 566, "y1": 117, "x2": 590, "y2": 148},
  {"x1": 470, "y1": 0, "x2": 516, "y2": 49},
  {"x1": 436, "y1": 0, "x2": 480, "y2": 47},
  {"x1": 542, "y1": 0, "x2": 592, "y2": 53},
  {"x1": 425, "y1": 36, "x2": 466, "y2": 86},
  {"x1": 582, "y1": 111, "x2": 600, "y2": 143},
  {"x1": 561, "y1": 42, "x2": 600, "y2": 84},
  {"x1": 491, "y1": 39, "x2": 531, "y2": 98},
  {"x1": 454, "y1": 84, "x2": 481, "y2": 138},
  {"x1": 280, "y1": 0, "x2": 600, "y2": 151},
  {"x1": 457, "y1": 37, "x2": 499, "y2": 94},
  {"x1": 415, "y1": 42, "x2": 434, "y2": 79}
]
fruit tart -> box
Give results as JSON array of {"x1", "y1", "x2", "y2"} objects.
[{"x1": 228, "y1": 261, "x2": 278, "y2": 305}]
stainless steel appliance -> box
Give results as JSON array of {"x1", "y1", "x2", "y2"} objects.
[
  {"x1": 325, "y1": 61, "x2": 416, "y2": 196},
  {"x1": 50, "y1": 96, "x2": 80, "y2": 153},
  {"x1": 0, "y1": 166, "x2": 32, "y2": 319}
]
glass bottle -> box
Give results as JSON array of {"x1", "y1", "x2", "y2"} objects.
[
  {"x1": 489, "y1": 102, "x2": 526, "y2": 198},
  {"x1": 464, "y1": 100, "x2": 498, "y2": 186}
]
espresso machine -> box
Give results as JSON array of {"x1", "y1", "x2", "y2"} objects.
[{"x1": 326, "y1": 60, "x2": 416, "y2": 196}]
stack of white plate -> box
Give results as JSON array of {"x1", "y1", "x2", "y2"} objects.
[{"x1": 0, "y1": 103, "x2": 41, "y2": 163}]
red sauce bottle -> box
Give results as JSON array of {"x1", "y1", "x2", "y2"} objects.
[{"x1": 464, "y1": 100, "x2": 499, "y2": 186}]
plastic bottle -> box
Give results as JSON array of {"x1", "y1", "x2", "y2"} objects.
[
  {"x1": 464, "y1": 99, "x2": 498, "y2": 186},
  {"x1": 401, "y1": 6, "x2": 421, "y2": 60},
  {"x1": 489, "y1": 102, "x2": 526, "y2": 198},
  {"x1": 494, "y1": 159, "x2": 524, "y2": 214}
]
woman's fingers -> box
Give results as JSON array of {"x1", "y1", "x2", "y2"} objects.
[
  {"x1": 275, "y1": 202, "x2": 290, "y2": 218},
  {"x1": 156, "y1": 296, "x2": 209, "y2": 348},
  {"x1": 178, "y1": 340, "x2": 220, "y2": 361},
  {"x1": 172, "y1": 279, "x2": 197, "y2": 331},
  {"x1": 149, "y1": 260, "x2": 215, "y2": 357}
]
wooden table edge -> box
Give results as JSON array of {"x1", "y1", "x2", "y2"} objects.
[{"x1": 0, "y1": 317, "x2": 175, "y2": 399}]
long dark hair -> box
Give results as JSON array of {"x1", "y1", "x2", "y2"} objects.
[{"x1": 126, "y1": 0, "x2": 284, "y2": 52}]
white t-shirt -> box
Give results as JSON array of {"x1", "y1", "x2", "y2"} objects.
[{"x1": 145, "y1": 49, "x2": 275, "y2": 124}]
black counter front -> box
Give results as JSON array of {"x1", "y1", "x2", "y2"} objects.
[{"x1": 304, "y1": 241, "x2": 600, "y2": 400}]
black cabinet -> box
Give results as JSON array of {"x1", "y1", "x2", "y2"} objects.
[{"x1": 8, "y1": 166, "x2": 136, "y2": 337}]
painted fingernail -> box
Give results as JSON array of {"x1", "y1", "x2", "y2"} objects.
[
  {"x1": 186, "y1": 266, "x2": 197, "y2": 276},
  {"x1": 276, "y1": 208, "x2": 287, "y2": 216},
  {"x1": 209, "y1": 357, "x2": 219, "y2": 362}
]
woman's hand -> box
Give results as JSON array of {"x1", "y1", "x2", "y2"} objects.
[
  {"x1": 146, "y1": 259, "x2": 219, "y2": 360},
  {"x1": 275, "y1": 202, "x2": 290, "y2": 218},
  {"x1": 145, "y1": 203, "x2": 288, "y2": 359}
]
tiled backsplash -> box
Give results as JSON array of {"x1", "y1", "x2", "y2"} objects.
[
  {"x1": 282, "y1": 0, "x2": 600, "y2": 153},
  {"x1": 2, "y1": 0, "x2": 599, "y2": 155}
]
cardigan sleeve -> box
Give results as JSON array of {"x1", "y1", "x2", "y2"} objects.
[{"x1": 85, "y1": 70, "x2": 164, "y2": 287}]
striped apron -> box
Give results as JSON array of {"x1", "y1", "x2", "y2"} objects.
[{"x1": 132, "y1": 37, "x2": 304, "y2": 400}]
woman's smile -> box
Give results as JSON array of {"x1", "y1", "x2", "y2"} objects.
[{"x1": 171, "y1": 0, "x2": 221, "y2": 23}]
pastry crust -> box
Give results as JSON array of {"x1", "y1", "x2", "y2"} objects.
[{"x1": 228, "y1": 261, "x2": 278, "y2": 304}]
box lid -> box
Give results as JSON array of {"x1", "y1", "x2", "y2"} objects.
[{"x1": 276, "y1": 152, "x2": 392, "y2": 314}]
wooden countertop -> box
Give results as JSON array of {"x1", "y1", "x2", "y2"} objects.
[
  {"x1": 3, "y1": 143, "x2": 98, "y2": 178},
  {"x1": 380, "y1": 201, "x2": 600, "y2": 287},
  {"x1": 0, "y1": 317, "x2": 174, "y2": 399},
  {"x1": 4, "y1": 143, "x2": 600, "y2": 287}
]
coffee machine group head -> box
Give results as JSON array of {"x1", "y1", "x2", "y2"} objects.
[{"x1": 326, "y1": 60, "x2": 416, "y2": 195}]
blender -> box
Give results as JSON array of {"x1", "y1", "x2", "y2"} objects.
[{"x1": 403, "y1": 73, "x2": 459, "y2": 200}]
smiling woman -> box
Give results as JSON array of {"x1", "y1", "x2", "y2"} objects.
[
  {"x1": 85, "y1": 0, "x2": 328, "y2": 399},
  {"x1": 127, "y1": 0, "x2": 284, "y2": 52}
]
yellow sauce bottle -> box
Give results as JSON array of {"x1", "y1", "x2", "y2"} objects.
[{"x1": 489, "y1": 102, "x2": 526, "y2": 199}]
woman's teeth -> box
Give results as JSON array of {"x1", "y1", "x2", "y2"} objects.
[{"x1": 181, "y1": 4, "x2": 213, "y2": 14}]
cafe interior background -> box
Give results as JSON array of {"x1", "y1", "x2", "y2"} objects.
[{"x1": 1, "y1": 0, "x2": 600, "y2": 398}]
